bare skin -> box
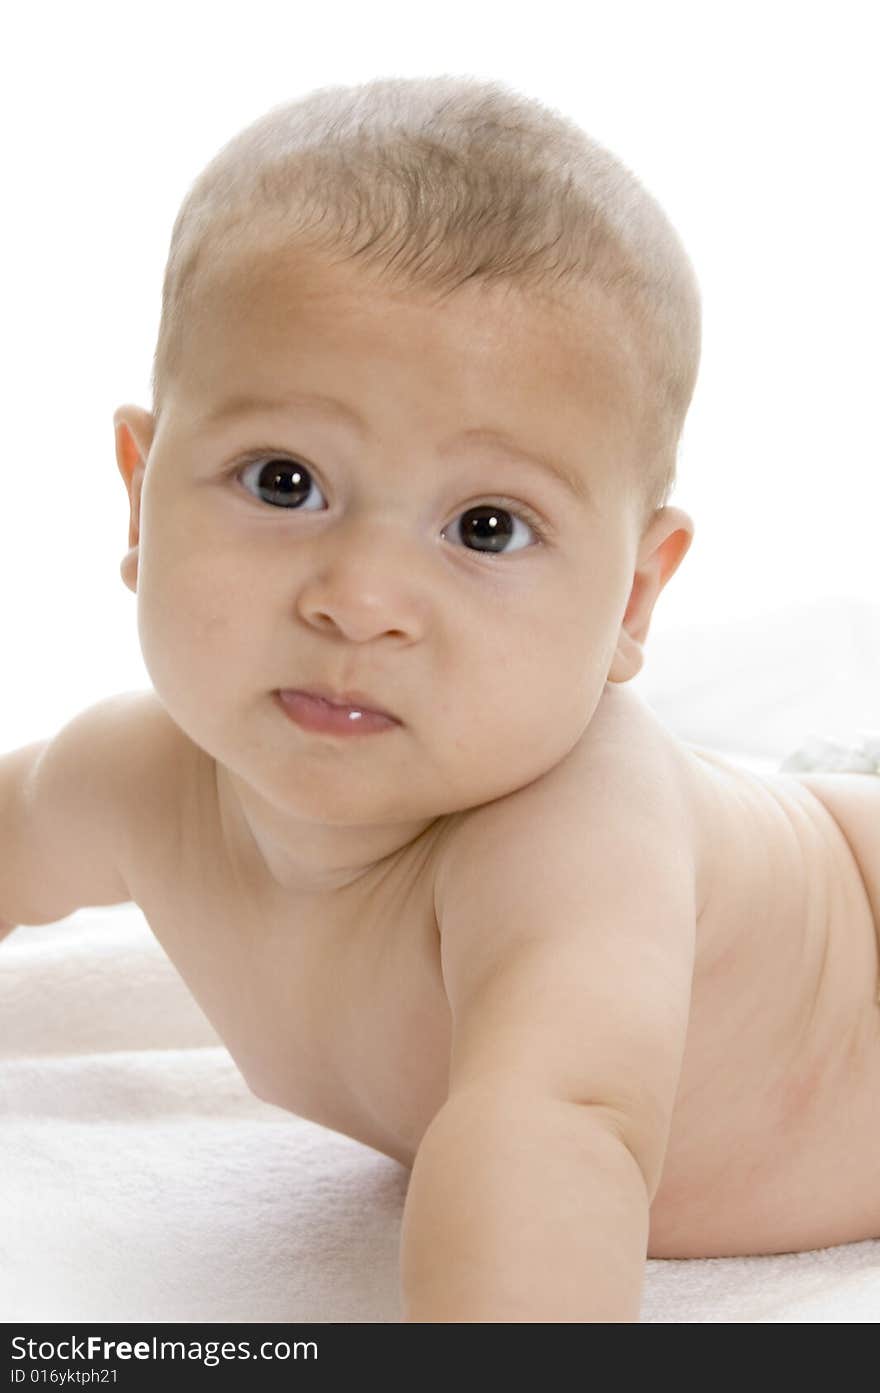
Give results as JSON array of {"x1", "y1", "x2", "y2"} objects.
[
  {"x1": 80, "y1": 245, "x2": 879, "y2": 1313},
  {"x1": 108, "y1": 679, "x2": 880, "y2": 1261}
]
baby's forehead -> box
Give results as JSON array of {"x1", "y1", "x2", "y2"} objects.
[
  {"x1": 204, "y1": 234, "x2": 620, "y2": 337},
  {"x1": 183, "y1": 239, "x2": 646, "y2": 451}
]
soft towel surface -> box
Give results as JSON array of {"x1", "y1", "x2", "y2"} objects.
[{"x1": 2, "y1": 596, "x2": 879, "y2": 1323}]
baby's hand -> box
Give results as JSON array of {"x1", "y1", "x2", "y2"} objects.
[
  {"x1": 401, "y1": 1089, "x2": 649, "y2": 1321},
  {"x1": 0, "y1": 918, "x2": 16, "y2": 941}
]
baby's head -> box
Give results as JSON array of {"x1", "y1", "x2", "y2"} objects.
[{"x1": 114, "y1": 75, "x2": 701, "y2": 835}]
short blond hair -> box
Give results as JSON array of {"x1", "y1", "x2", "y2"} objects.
[{"x1": 151, "y1": 74, "x2": 701, "y2": 522}]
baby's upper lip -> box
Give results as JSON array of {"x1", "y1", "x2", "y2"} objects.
[{"x1": 279, "y1": 685, "x2": 401, "y2": 722}]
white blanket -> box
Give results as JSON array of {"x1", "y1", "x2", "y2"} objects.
[{"x1": 2, "y1": 597, "x2": 879, "y2": 1322}]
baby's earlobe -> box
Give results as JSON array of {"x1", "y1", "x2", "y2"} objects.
[
  {"x1": 120, "y1": 548, "x2": 138, "y2": 593},
  {"x1": 607, "y1": 630, "x2": 644, "y2": 684}
]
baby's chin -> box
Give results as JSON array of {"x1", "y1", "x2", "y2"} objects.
[{"x1": 221, "y1": 741, "x2": 549, "y2": 832}]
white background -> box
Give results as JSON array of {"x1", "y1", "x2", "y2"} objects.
[{"x1": 1, "y1": 0, "x2": 877, "y2": 746}]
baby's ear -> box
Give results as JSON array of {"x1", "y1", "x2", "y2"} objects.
[
  {"x1": 113, "y1": 405, "x2": 155, "y2": 593},
  {"x1": 608, "y1": 507, "x2": 694, "y2": 683}
]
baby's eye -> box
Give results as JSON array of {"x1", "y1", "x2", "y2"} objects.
[
  {"x1": 236, "y1": 456, "x2": 326, "y2": 510},
  {"x1": 442, "y1": 504, "x2": 540, "y2": 555},
  {"x1": 235, "y1": 456, "x2": 542, "y2": 555}
]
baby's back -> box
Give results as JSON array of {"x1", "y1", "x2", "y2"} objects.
[
  {"x1": 102, "y1": 685, "x2": 880, "y2": 1258},
  {"x1": 650, "y1": 734, "x2": 880, "y2": 1254}
]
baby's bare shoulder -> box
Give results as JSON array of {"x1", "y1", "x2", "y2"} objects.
[
  {"x1": 3, "y1": 689, "x2": 193, "y2": 926},
  {"x1": 61, "y1": 687, "x2": 200, "y2": 891},
  {"x1": 432, "y1": 683, "x2": 700, "y2": 1187}
]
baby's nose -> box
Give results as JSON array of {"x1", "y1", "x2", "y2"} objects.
[{"x1": 295, "y1": 527, "x2": 427, "y2": 643}]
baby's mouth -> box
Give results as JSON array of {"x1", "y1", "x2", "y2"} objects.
[
  {"x1": 275, "y1": 688, "x2": 403, "y2": 735},
  {"x1": 279, "y1": 684, "x2": 400, "y2": 722}
]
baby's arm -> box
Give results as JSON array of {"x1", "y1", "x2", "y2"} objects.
[
  {"x1": 0, "y1": 694, "x2": 141, "y2": 931},
  {"x1": 401, "y1": 754, "x2": 697, "y2": 1322}
]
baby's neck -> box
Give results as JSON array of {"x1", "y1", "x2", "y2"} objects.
[{"x1": 215, "y1": 761, "x2": 444, "y2": 897}]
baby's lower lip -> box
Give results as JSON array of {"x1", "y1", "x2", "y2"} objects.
[{"x1": 275, "y1": 690, "x2": 401, "y2": 736}]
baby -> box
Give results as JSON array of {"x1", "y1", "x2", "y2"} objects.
[{"x1": 2, "y1": 75, "x2": 879, "y2": 1323}]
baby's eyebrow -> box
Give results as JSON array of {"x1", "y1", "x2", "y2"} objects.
[
  {"x1": 203, "y1": 389, "x2": 364, "y2": 434},
  {"x1": 452, "y1": 427, "x2": 594, "y2": 508},
  {"x1": 201, "y1": 391, "x2": 594, "y2": 507}
]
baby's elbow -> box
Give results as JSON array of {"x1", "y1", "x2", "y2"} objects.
[{"x1": 573, "y1": 1094, "x2": 670, "y2": 1203}]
